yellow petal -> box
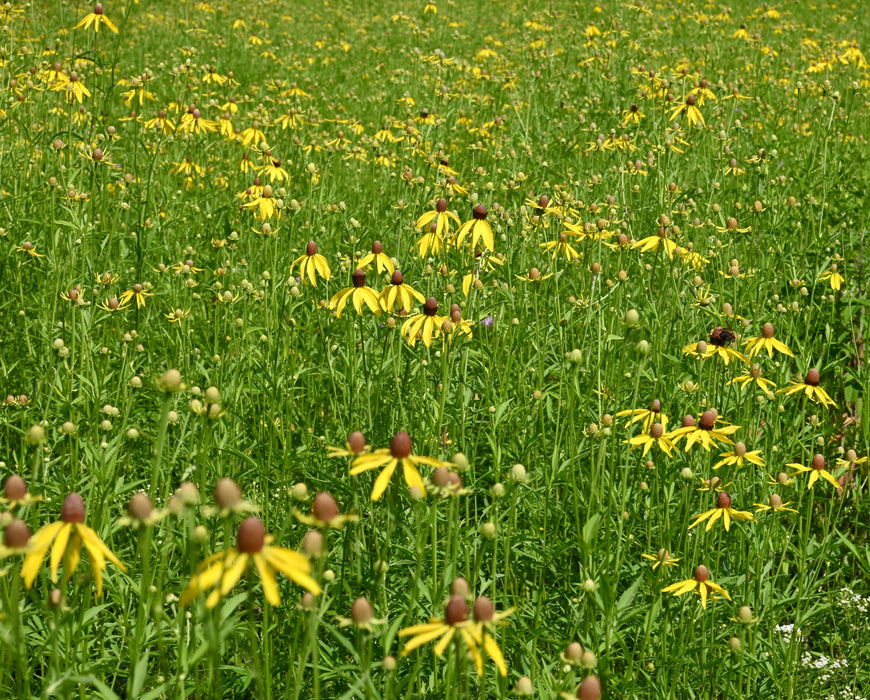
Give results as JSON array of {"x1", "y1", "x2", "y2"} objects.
[
  {"x1": 371, "y1": 461, "x2": 398, "y2": 501},
  {"x1": 254, "y1": 554, "x2": 281, "y2": 606},
  {"x1": 220, "y1": 553, "x2": 249, "y2": 596},
  {"x1": 433, "y1": 626, "x2": 456, "y2": 657},
  {"x1": 483, "y1": 633, "x2": 507, "y2": 676},
  {"x1": 50, "y1": 523, "x2": 73, "y2": 582}
]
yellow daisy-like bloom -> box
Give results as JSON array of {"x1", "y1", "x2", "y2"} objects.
[
  {"x1": 21, "y1": 493, "x2": 126, "y2": 597},
  {"x1": 294, "y1": 491, "x2": 358, "y2": 530},
  {"x1": 455, "y1": 204, "x2": 495, "y2": 252},
  {"x1": 668, "y1": 94, "x2": 705, "y2": 127},
  {"x1": 540, "y1": 233, "x2": 581, "y2": 262},
  {"x1": 662, "y1": 565, "x2": 731, "y2": 609},
  {"x1": 400, "y1": 594, "x2": 484, "y2": 670},
  {"x1": 326, "y1": 431, "x2": 369, "y2": 458},
  {"x1": 754, "y1": 493, "x2": 798, "y2": 515},
  {"x1": 180, "y1": 517, "x2": 320, "y2": 608},
  {"x1": 0, "y1": 519, "x2": 31, "y2": 561},
  {"x1": 713, "y1": 442, "x2": 764, "y2": 470},
  {"x1": 728, "y1": 363, "x2": 777, "y2": 393},
  {"x1": 242, "y1": 185, "x2": 278, "y2": 219},
  {"x1": 290, "y1": 241, "x2": 331, "y2": 286},
  {"x1": 15, "y1": 241, "x2": 44, "y2": 258},
  {"x1": 415, "y1": 198, "x2": 461, "y2": 240},
  {"x1": 641, "y1": 548, "x2": 680, "y2": 570},
  {"x1": 836, "y1": 449, "x2": 867, "y2": 470},
  {"x1": 777, "y1": 368, "x2": 837, "y2": 408},
  {"x1": 380, "y1": 270, "x2": 425, "y2": 313},
  {"x1": 349, "y1": 431, "x2": 444, "y2": 501},
  {"x1": 817, "y1": 264, "x2": 844, "y2": 291},
  {"x1": 74, "y1": 3, "x2": 119, "y2": 33},
  {"x1": 328, "y1": 269, "x2": 381, "y2": 318},
  {"x1": 626, "y1": 422, "x2": 675, "y2": 457},
  {"x1": 466, "y1": 596, "x2": 513, "y2": 677},
  {"x1": 767, "y1": 472, "x2": 795, "y2": 487},
  {"x1": 515, "y1": 267, "x2": 554, "y2": 282},
  {"x1": 743, "y1": 323, "x2": 794, "y2": 359},
  {"x1": 615, "y1": 399, "x2": 668, "y2": 433},
  {"x1": 119, "y1": 283, "x2": 152, "y2": 309},
  {"x1": 401, "y1": 297, "x2": 447, "y2": 348},
  {"x1": 631, "y1": 230, "x2": 678, "y2": 258},
  {"x1": 358, "y1": 240, "x2": 395, "y2": 276},
  {"x1": 788, "y1": 454, "x2": 843, "y2": 491},
  {"x1": 682, "y1": 327, "x2": 749, "y2": 366},
  {"x1": 0, "y1": 474, "x2": 42, "y2": 509},
  {"x1": 715, "y1": 217, "x2": 751, "y2": 234},
  {"x1": 688, "y1": 492, "x2": 755, "y2": 532},
  {"x1": 667, "y1": 410, "x2": 740, "y2": 452}
]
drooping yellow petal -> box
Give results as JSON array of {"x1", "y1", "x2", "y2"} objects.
[
  {"x1": 371, "y1": 460, "x2": 398, "y2": 501},
  {"x1": 433, "y1": 626, "x2": 456, "y2": 657},
  {"x1": 77, "y1": 524, "x2": 126, "y2": 571},
  {"x1": 220, "y1": 552, "x2": 249, "y2": 596},
  {"x1": 402, "y1": 462, "x2": 426, "y2": 495},
  {"x1": 49, "y1": 523, "x2": 73, "y2": 582},
  {"x1": 264, "y1": 547, "x2": 321, "y2": 595},
  {"x1": 699, "y1": 582, "x2": 708, "y2": 608},
  {"x1": 401, "y1": 626, "x2": 449, "y2": 654},
  {"x1": 483, "y1": 633, "x2": 507, "y2": 676},
  {"x1": 254, "y1": 554, "x2": 281, "y2": 606}
]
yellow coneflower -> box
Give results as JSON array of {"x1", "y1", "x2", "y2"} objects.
[
  {"x1": 641, "y1": 548, "x2": 680, "y2": 570},
  {"x1": 119, "y1": 283, "x2": 152, "y2": 309},
  {"x1": 415, "y1": 198, "x2": 460, "y2": 240},
  {"x1": 399, "y1": 594, "x2": 483, "y2": 668},
  {"x1": 74, "y1": 3, "x2": 119, "y2": 33},
  {"x1": 349, "y1": 431, "x2": 444, "y2": 501},
  {"x1": 631, "y1": 227, "x2": 678, "y2": 258},
  {"x1": 329, "y1": 269, "x2": 381, "y2": 318},
  {"x1": 181, "y1": 517, "x2": 320, "y2": 608},
  {"x1": 788, "y1": 454, "x2": 843, "y2": 491},
  {"x1": 0, "y1": 475, "x2": 42, "y2": 508},
  {"x1": 667, "y1": 410, "x2": 740, "y2": 452},
  {"x1": 466, "y1": 596, "x2": 513, "y2": 677},
  {"x1": 326, "y1": 431, "x2": 369, "y2": 458},
  {"x1": 713, "y1": 442, "x2": 764, "y2": 470},
  {"x1": 743, "y1": 323, "x2": 794, "y2": 359},
  {"x1": 401, "y1": 297, "x2": 447, "y2": 348},
  {"x1": 455, "y1": 204, "x2": 495, "y2": 252},
  {"x1": 21, "y1": 493, "x2": 126, "y2": 597},
  {"x1": 540, "y1": 233, "x2": 581, "y2": 262},
  {"x1": 294, "y1": 491, "x2": 358, "y2": 530},
  {"x1": 15, "y1": 241, "x2": 44, "y2": 258},
  {"x1": 0, "y1": 519, "x2": 31, "y2": 562},
  {"x1": 615, "y1": 399, "x2": 668, "y2": 433},
  {"x1": 358, "y1": 240, "x2": 395, "y2": 276},
  {"x1": 626, "y1": 422, "x2": 675, "y2": 457},
  {"x1": 668, "y1": 94, "x2": 705, "y2": 127},
  {"x1": 683, "y1": 327, "x2": 749, "y2": 366},
  {"x1": 777, "y1": 368, "x2": 837, "y2": 408},
  {"x1": 728, "y1": 363, "x2": 777, "y2": 393},
  {"x1": 662, "y1": 565, "x2": 730, "y2": 609},
  {"x1": 290, "y1": 241, "x2": 331, "y2": 287},
  {"x1": 688, "y1": 492, "x2": 755, "y2": 532},
  {"x1": 753, "y1": 493, "x2": 798, "y2": 515},
  {"x1": 380, "y1": 270, "x2": 425, "y2": 314},
  {"x1": 817, "y1": 263, "x2": 844, "y2": 291}
]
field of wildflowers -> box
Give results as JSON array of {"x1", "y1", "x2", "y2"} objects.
[{"x1": 1, "y1": 0, "x2": 869, "y2": 698}]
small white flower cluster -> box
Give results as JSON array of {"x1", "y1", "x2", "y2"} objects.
[
  {"x1": 774, "y1": 623, "x2": 804, "y2": 644},
  {"x1": 822, "y1": 689, "x2": 868, "y2": 700},
  {"x1": 838, "y1": 587, "x2": 870, "y2": 614},
  {"x1": 801, "y1": 652, "x2": 847, "y2": 683}
]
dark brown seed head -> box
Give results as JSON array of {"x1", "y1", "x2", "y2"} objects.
[
  {"x1": 352, "y1": 269, "x2": 366, "y2": 288},
  {"x1": 649, "y1": 423, "x2": 664, "y2": 439},
  {"x1": 347, "y1": 431, "x2": 366, "y2": 453},
  {"x1": 686, "y1": 95, "x2": 696, "y2": 106},
  {"x1": 371, "y1": 240, "x2": 383, "y2": 255},
  {"x1": 649, "y1": 399, "x2": 661, "y2": 413},
  {"x1": 215, "y1": 478, "x2": 242, "y2": 509},
  {"x1": 445, "y1": 594, "x2": 469, "y2": 625},
  {"x1": 450, "y1": 309, "x2": 462, "y2": 323},
  {"x1": 391, "y1": 270, "x2": 404, "y2": 286},
  {"x1": 805, "y1": 368, "x2": 820, "y2": 386},
  {"x1": 423, "y1": 297, "x2": 438, "y2": 317},
  {"x1": 4, "y1": 519, "x2": 30, "y2": 548},
  {"x1": 762, "y1": 322, "x2": 775, "y2": 339},
  {"x1": 4, "y1": 475, "x2": 27, "y2": 501},
  {"x1": 61, "y1": 493, "x2": 86, "y2": 523},
  {"x1": 94, "y1": 3, "x2": 104, "y2": 14},
  {"x1": 811, "y1": 454, "x2": 825, "y2": 471},
  {"x1": 351, "y1": 597, "x2": 373, "y2": 624},
  {"x1": 577, "y1": 675, "x2": 602, "y2": 700},
  {"x1": 132, "y1": 283, "x2": 142, "y2": 294},
  {"x1": 237, "y1": 517, "x2": 266, "y2": 554},
  {"x1": 472, "y1": 595, "x2": 495, "y2": 622},
  {"x1": 682, "y1": 414, "x2": 696, "y2": 428},
  {"x1": 538, "y1": 195, "x2": 549, "y2": 209},
  {"x1": 472, "y1": 204, "x2": 487, "y2": 220},
  {"x1": 128, "y1": 492, "x2": 153, "y2": 520},
  {"x1": 699, "y1": 410, "x2": 717, "y2": 431},
  {"x1": 306, "y1": 240, "x2": 317, "y2": 256},
  {"x1": 312, "y1": 492, "x2": 339, "y2": 522},
  {"x1": 436, "y1": 197, "x2": 448, "y2": 212},
  {"x1": 390, "y1": 431, "x2": 413, "y2": 459},
  {"x1": 717, "y1": 492, "x2": 732, "y2": 509},
  {"x1": 693, "y1": 565, "x2": 709, "y2": 582}
]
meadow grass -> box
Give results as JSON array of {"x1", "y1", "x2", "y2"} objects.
[{"x1": 0, "y1": 0, "x2": 868, "y2": 698}]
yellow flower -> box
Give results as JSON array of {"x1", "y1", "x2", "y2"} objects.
[
  {"x1": 466, "y1": 596, "x2": 513, "y2": 677},
  {"x1": 753, "y1": 494, "x2": 798, "y2": 515},
  {"x1": 401, "y1": 297, "x2": 447, "y2": 348},
  {"x1": 0, "y1": 475, "x2": 42, "y2": 509},
  {"x1": 119, "y1": 283, "x2": 152, "y2": 309},
  {"x1": 626, "y1": 422, "x2": 675, "y2": 457},
  {"x1": 817, "y1": 264, "x2": 844, "y2": 291},
  {"x1": 777, "y1": 368, "x2": 837, "y2": 408},
  {"x1": 713, "y1": 442, "x2": 764, "y2": 470},
  {"x1": 540, "y1": 233, "x2": 580, "y2": 262},
  {"x1": 415, "y1": 198, "x2": 461, "y2": 240},
  {"x1": 294, "y1": 491, "x2": 358, "y2": 530},
  {"x1": 164, "y1": 308, "x2": 191, "y2": 324},
  {"x1": 358, "y1": 240, "x2": 395, "y2": 276},
  {"x1": 290, "y1": 241, "x2": 331, "y2": 286},
  {"x1": 688, "y1": 492, "x2": 755, "y2": 532},
  {"x1": 667, "y1": 410, "x2": 740, "y2": 452},
  {"x1": 242, "y1": 185, "x2": 278, "y2": 220},
  {"x1": 399, "y1": 594, "x2": 485, "y2": 671},
  {"x1": 0, "y1": 519, "x2": 31, "y2": 561},
  {"x1": 74, "y1": 3, "x2": 119, "y2": 33},
  {"x1": 668, "y1": 94, "x2": 705, "y2": 127},
  {"x1": 349, "y1": 431, "x2": 444, "y2": 501},
  {"x1": 715, "y1": 217, "x2": 751, "y2": 234},
  {"x1": 455, "y1": 204, "x2": 495, "y2": 252},
  {"x1": 728, "y1": 363, "x2": 777, "y2": 393},
  {"x1": 743, "y1": 323, "x2": 794, "y2": 359},
  {"x1": 21, "y1": 493, "x2": 126, "y2": 597},
  {"x1": 615, "y1": 399, "x2": 668, "y2": 433},
  {"x1": 788, "y1": 454, "x2": 843, "y2": 491},
  {"x1": 380, "y1": 271, "x2": 425, "y2": 313},
  {"x1": 328, "y1": 269, "x2": 381, "y2": 318},
  {"x1": 683, "y1": 327, "x2": 749, "y2": 365},
  {"x1": 662, "y1": 565, "x2": 731, "y2": 609},
  {"x1": 15, "y1": 241, "x2": 44, "y2": 258},
  {"x1": 641, "y1": 548, "x2": 680, "y2": 570},
  {"x1": 181, "y1": 517, "x2": 320, "y2": 608},
  {"x1": 631, "y1": 230, "x2": 678, "y2": 258}
]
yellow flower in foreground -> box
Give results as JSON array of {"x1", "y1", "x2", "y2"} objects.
[
  {"x1": 380, "y1": 270, "x2": 425, "y2": 313},
  {"x1": 817, "y1": 264, "x2": 844, "y2": 291},
  {"x1": 667, "y1": 410, "x2": 740, "y2": 452},
  {"x1": 349, "y1": 431, "x2": 444, "y2": 501},
  {"x1": 788, "y1": 454, "x2": 843, "y2": 491},
  {"x1": 688, "y1": 492, "x2": 755, "y2": 532},
  {"x1": 668, "y1": 94, "x2": 705, "y2": 126},
  {"x1": 455, "y1": 204, "x2": 495, "y2": 252},
  {"x1": 358, "y1": 240, "x2": 395, "y2": 276},
  {"x1": 467, "y1": 596, "x2": 513, "y2": 676},
  {"x1": 328, "y1": 269, "x2": 381, "y2": 318},
  {"x1": 291, "y1": 241, "x2": 331, "y2": 286},
  {"x1": 415, "y1": 198, "x2": 460, "y2": 240},
  {"x1": 662, "y1": 565, "x2": 731, "y2": 609},
  {"x1": 777, "y1": 368, "x2": 837, "y2": 408},
  {"x1": 641, "y1": 548, "x2": 680, "y2": 570},
  {"x1": 713, "y1": 441, "x2": 764, "y2": 470},
  {"x1": 728, "y1": 363, "x2": 777, "y2": 393},
  {"x1": 21, "y1": 493, "x2": 126, "y2": 596},
  {"x1": 626, "y1": 422, "x2": 675, "y2": 457},
  {"x1": 754, "y1": 493, "x2": 798, "y2": 515},
  {"x1": 744, "y1": 323, "x2": 794, "y2": 359},
  {"x1": 74, "y1": 3, "x2": 119, "y2": 33},
  {"x1": 631, "y1": 230, "x2": 678, "y2": 258},
  {"x1": 181, "y1": 517, "x2": 320, "y2": 608},
  {"x1": 401, "y1": 297, "x2": 447, "y2": 348},
  {"x1": 399, "y1": 594, "x2": 484, "y2": 671}
]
